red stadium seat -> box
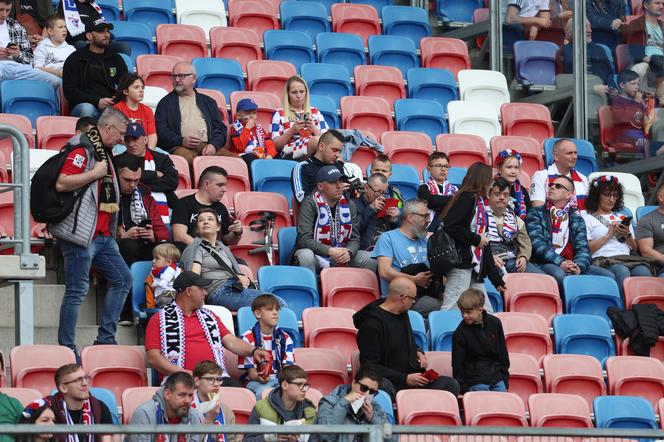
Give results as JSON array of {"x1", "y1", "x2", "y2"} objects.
[
  {"x1": 36, "y1": 116, "x2": 77, "y2": 150},
  {"x1": 382, "y1": 130, "x2": 433, "y2": 172},
  {"x1": 156, "y1": 24, "x2": 207, "y2": 62},
  {"x1": 507, "y1": 353, "x2": 543, "y2": 409},
  {"x1": 462, "y1": 391, "x2": 528, "y2": 427},
  {"x1": 606, "y1": 356, "x2": 664, "y2": 410},
  {"x1": 197, "y1": 88, "x2": 229, "y2": 124},
  {"x1": 81, "y1": 345, "x2": 148, "y2": 405},
  {"x1": 0, "y1": 152, "x2": 9, "y2": 183},
  {"x1": 473, "y1": 8, "x2": 489, "y2": 49},
  {"x1": 500, "y1": 103, "x2": 554, "y2": 145},
  {"x1": 349, "y1": 147, "x2": 379, "y2": 175},
  {"x1": 420, "y1": 37, "x2": 471, "y2": 81},
  {"x1": 598, "y1": 105, "x2": 642, "y2": 156},
  {"x1": 305, "y1": 387, "x2": 324, "y2": 408},
  {"x1": 495, "y1": 312, "x2": 552, "y2": 364},
  {"x1": 217, "y1": 386, "x2": 256, "y2": 424},
  {"x1": 0, "y1": 114, "x2": 33, "y2": 166},
  {"x1": 340, "y1": 96, "x2": 394, "y2": 142},
  {"x1": 617, "y1": 335, "x2": 664, "y2": 360},
  {"x1": 528, "y1": 393, "x2": 593, "y2": 428},
  {"x1": 233, "y1": 191, "x2": 291, "y2": 231},
  {"x1": 542, "y1": 354, "x2": 606, "y2": 409},
  {"x1": 122, "y1": 387, "x2": 159, "y2": 424},
  {"x1": 354, "y1": 65, "x2": 406, "y2": 103},
  {"x1": 229, "y1": 0, "x2": 279, "y2": 38},
  {"x1": 210, "y1": 27, "x2": 262, "y2": 71},
  {"x1": 169, "y1": 154, "x2": 192, "y2": 190},
  {"x1": 230, "y1": 91, "x2": 281, "y2": 131},
  {"x1": 247, "y1": 60, "x2": 298, "y2": 96},
  {"x1": 294, "y1": 348, "x2": 348, "y2": 395},
  {"x1": 10, "y1": 345, "x2": 76, "y2": 395},
  {"x1": 489, "y1": 135, "x2": 544, "y2": 177},
  {"x1": 424, "y1": 351, "x2": 453, "y2": 378},
  {"x1": 302, "y1": 307, "x2": 358, "y2": 364},
  {"x1": 0, "y1": 387, "x2": 42, "y2": 407},
  {"x1": 624, "y1": 276, "x2": 664, "y2": 309},
  {"x1": 137, "y1": 54, "x2": 184, "y2": 92},
  {"x1": 331, "y1": 3, "x2": 381, "y2": 46},
  {"x1": 436, "y1": 133, "x2": 488, "y2": 167},
  {"x1": 615, "y1": 45, "x2": 632, "y2": 73},
  {"x1": 193, "y1": 157, "x2": 250, "y2": 209},
  {"x1": 320, "y1": 267, "x2": 380, "y2": 310},
  {"x1": 503, "y1": 273, "x2": 562, "y2": 324},
  {"x1": 396, "y1": 390, "x2": 461, "y2": 425},
  {"x1": 222, "y1": 350, "x2": 246, "y2": 381}
]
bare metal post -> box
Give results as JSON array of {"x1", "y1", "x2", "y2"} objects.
[{"x1": 573, "y1": 1, "x2": 588, "y2": 139}]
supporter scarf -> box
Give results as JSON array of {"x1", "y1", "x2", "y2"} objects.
[
  {"x1": 251, "y1": 322, "x2": 287, "y2": 374},
  {"x1": 63, "y1": 398, "x2": 94, "y2": 442},
  {"x1": 144, "y1": 149, "x2": 170, "y2": 224},
  {"x1": 470, "y1": 197, "x2": 489, "y2": 273},
  {"x1": 155, "y1": 402, "x2": 187, "y2": 442},
  {"x1": 87, "y1": 126, "x2": 118, "y2": 214},
  {"x1": 511, "y1": 180, "x2": 528, "y2": 220},
  {"x1": 158, "y1": 303, "x2": 227, "y2": 373},
  {"x1": 313, "y1": 190, "x2": 352, "y2": 251},
  {"x1": 546, "y1": 163, "x2": 586, "y2": 210},
  {"x1": 425, "y1": 177, "x2": 457, "y2": 226},
  {"x1": 62, "y1": 0, "x2": 102, "y2": 37},
  {"x1": 486, "y1": 206, "x2": 518, "y2": 242},
  {"x1": 129, "y1": 188, "x2": 148, "y2": 225},
  {"x1": 191, "y1": 395, "x2": 226, "y2": 442},
  {"x1": 232, "y1": 119, "x2": 269, "y2": 158},
  {"x1": 547, "y1": 202, "x2": 572, "y2": 255}
]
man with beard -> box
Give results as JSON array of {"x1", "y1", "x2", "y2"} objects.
[{"x1": 372, "y1": 198, "x2": 441, "y2": 316}]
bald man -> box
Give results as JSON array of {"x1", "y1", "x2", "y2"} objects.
[
  {"x1": 353, "y1": 277, "x2": 460, "y2": 398},
  {"x1": 155, "y1": 61, "x2": 229, "y2": 164}
]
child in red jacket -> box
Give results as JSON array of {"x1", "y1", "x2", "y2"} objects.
[{"x1": 231, "y1": 98, "x2": 278, "y2": 168}]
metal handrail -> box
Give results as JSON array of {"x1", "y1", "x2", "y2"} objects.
[{"x1": 0, "y1": 123, "x2": 30, "y2": 252}]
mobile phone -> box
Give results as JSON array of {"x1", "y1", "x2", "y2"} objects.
[
  {"x1": 6, "y1": 43, "x2": 17, "y2": 49},
  {"x1": 138, "y1": 219, "x2": 152, "y2": 228},
  {"x1": 620, "y1": 216, "x2": 633, "y2": 226}
]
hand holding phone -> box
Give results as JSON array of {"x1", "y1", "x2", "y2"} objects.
[{"x1": 620, "y1": 216, "x2": 633, "y2": 226}]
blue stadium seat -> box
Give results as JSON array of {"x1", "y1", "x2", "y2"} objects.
[
  {"x1": 124, "y1": 0, "x2": 175, "y2": 34},
  {"x1": 562, "y1": 275, "x2": 623, "y2": 323},
  {"x1": 636, "y1": 205, "x2": 658, "y2": 222},
  {"x1": 543, "y1": 137, "x2": 599, "y2": 176},
  {"x1": 251, "y1": 159, "x2": 298, "y2": 209},
  {"x1": 120, "y1": 53, "x2": 135, "y2": 73},
  {"x1": 484, "y1": 279, "x2": 505, "y2": 313},
  {"x1": 237, "y1": 306, "x2": 302, "y2": 347},
  {"x1": 374, "y1": 390, "x2": 395, "y2": 424},
  {"x1": 130, "y1": 261, "x2": 158, "y2": 326},
  {"x1": 406, "y1": 67, "x2": 458, "y2": 113},
  {"x1": 301, "y1": 63, "x2": 352, "y2": 107},
  {"x1": 280, "y1": 1, "x2": 330, "y2": 40},
  {"x1": 408, "y1": 310, "x2": 429, "y2": 351},
  {"x1": 429, "y1": 310, "x2": 462, "y2": 351},
  {"x1": 258, "y1": 266, "x2": 319, "y2": 321},
  {"x1": 316, "y1": 32, "x2": 366, "y2": 77},
  {"x1": 388, "y1": 164, "x2": 421, "y2": 200},
  {"x1": 447, "y1": 166, "x2": 467, "y2": 188},
  {"x1": 0, "y1": 80, "x2": 58, "y2": 126},
  {"x1": 514, "y1": 41, "x2": 559, "y2": 86},
  {"x1": 437, "y1": 0, "x2": 482, "y2": 22},
  {"x1": 263, "y1": 30, "x2": 315, "y2": 71},
  {"x1": 593, "y1": 396, "x2": 658, "y2": 429},
  {"x1": 109, "y1": 22, "x2": 155, "y2": 61},
  {"x1": 394, "y1": 98, "x2": 447, "y2": 143},
  {"x1": 368, "y1": 35, "x2": 419, "y2": 76},
  {"x1": 381, "y1": 6, "x2": 431, "y2": 48},
  {"x1": 297, "y1": 0, "x2": 337, "y2": 14},
  {"x1": 90, "y1": 387, "x2": 120, "y2": 424},
  {"x1": 192, "y1": 58, "x2": 244, "y2": 102},
  {"x1": 552, "y1": 314, "x2": 615, "y2": 365},
  {"x1": 347, "y1": 0, "x2": 392, "y2": 9},
  {"x1": 278, "y1": 226, "x2": 297, "y2": 265},
  {"x1": 96, "y1": 0, "x2": 121, "y2": 21},
  {"x1": 310, "y1": 95, "x2": 340, "y2": 129}
]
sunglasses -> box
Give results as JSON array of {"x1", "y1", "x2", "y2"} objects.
[
  {"x1": 548, "y1": 182, "x2": 571, "y2": 191},
  {"x1": 358, "y1": 382, "x2": 378, "y2": 395}
]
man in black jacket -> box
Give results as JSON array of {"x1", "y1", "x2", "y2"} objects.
[
  {"x1": 353, "y1": 277, "x2": 460, "y2": 398},
  {"x1": 292, "y1": 129, "x2": 346, "y2": 204}
]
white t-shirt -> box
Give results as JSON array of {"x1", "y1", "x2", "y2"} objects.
[
  {"x1": 33, "y1": 37, "x2": 75, "y2": 69},
  {"x1": 0, "y1": 21, "x2": 12, "y2": 64},
  {"x1": 530, "y1": 163, "x2": 590, "y2": 211},
  {"x1": 582, "y1": 212, "x2": 634, "y2": 258},
  {"x1": 503, "y1": 0, "x2": 549, "y2": 22}
]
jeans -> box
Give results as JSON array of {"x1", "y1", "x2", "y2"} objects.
[
  {"x1": 0, "y1": 62, "x2": 61, "y2": 89},
  {"x1": 441, "y1": 267, "x2": 493, "y2": 312},
  {"x1": 599, "y1": 263, "x2": 653, "y2": 295},
  {"x1": 503, "y1": 259, "x2": 547, "y2": 275},
  {"x1": 380, "y1": 375, "x2": 461, "y2": 400},
  {"x1": 206, "y1": 278, "x2": 287, "y2": 311},
  {"x1": 540, "y1": 263, "x2": 621, "y2": 294},
  {"x1": 70, "y1": 102, "x2": 101, "y2": 119},
  {"x1": 246, "y1": 377, "x2": 280, "y2": 399},
  {"x1": 58, "y1": 236, "x2": 132, "y2": 353},
  {"x1": 294, "y1": 248, "x2": 377, "y2": 274},
  {"x1": 469, "y1": 380, "x2": 507, "y2": 392}
]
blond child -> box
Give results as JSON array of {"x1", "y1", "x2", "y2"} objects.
[
  {"x1": 146, "y1": 243, "x2": 181, "y2": 309},
  {"x1": 33, "y1": 15, "x2": 75, "y2": 78}
]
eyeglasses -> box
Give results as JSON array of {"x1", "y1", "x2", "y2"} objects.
[
  {"x1": 200, "y1": 376, "x2": 224, "y2": 384},
  {"x1": 109, "y1": 124, "x2": 127, "y2": 138},
  {"x1": 601, "y1": 192, "x2": 619, "y2": 199},
  {"x1": 287, "y1": 381, "x2": 310, "y2": 392},
  {"x1": 357, "y1": 383, "x2": 378, "y2": 395},
  {"x1": 548, "y1": 182, "x2": 571, "y2": 191},
  {"x1": 411, "y1": 212, "x2": 429, "y2": 218},
  {"x1": 62, "y1": 375, "x2": 91, "y2": 386},
  {"x1": 366, "y1": 183, "x2": 384, "y2": 194},
  {"x1": 429, "y1": 164, "x2": 450, "y2": 169},
  {"x1": 170, "y1": 73, "x2": 194, "y2": 80},
  {"x1": 401, "y1": 294, "x2": 417, "y2": 303}
]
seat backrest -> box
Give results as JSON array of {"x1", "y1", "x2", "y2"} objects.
[
  {"x1": 302, "y1": 307, "x2": 357, "y2": 362},
  {"x1": 123, "y1": 0, "x2": 175, "y2": 34},
  {"x1": 368, "y1": 35, "x2": 419, "y2": 76},
  {"x1": 394, "y1": 98, "x2": 447, "y2": 143},
  {"x1": 623, "y1": 276, "x2": 664, "y2": 309},
  {"x1": 381, "y1": 5, "x2": 431, "y2": 48},
  {"x1": 136, "y1": 54, "x2": 184, "y2": 92},
  {"x1": 489, "y1": 135, "x2": 544, "y2": 177},
  {"x1": 606, "y1": 356, "x2": 664, "y2": 409},
  {"x1": 203, "y1": 305, "x2": 236, "y2": 335},
  {"x1": 280, "y1": 1, "x2": 330, "y2": 40},
  {"x1": 420, "y1": 37, "x2": 471, "y2": 80},
  {"x1": 340, "y1": 96, "x2": 394, "y2": 141},
  {"x1": 513, "y1": 40, "x2": 559, "y2": 86},
  {"x1": 396, "y1": 389, "x2": 461, "y2": 425},
  {"x1": 562, "y1": 275, "x2": 622, "y2": 321},
  {"x1": 293, "y1": 347, "x2": 348, "y2": 394},
  {"x1": 542, "y1": 353, "x2": 606, "y2": 409},
  {"x1": 192, "y1": 57, "x2": 244, "y2": 101},
  {"x1": 462, "y1": 391, "x2": 528, "y2": 426},
  {"x1": 542, "y1": 137, "x2": 598, "y2": 176},
  {"x1": 277, "y1": 226, "x2": 297, "y2": 265},
  {"x1": 36, "y1": 116, "x2": 78, "y2": 150},
  {"x1": 1, "y1": 80, "x2": 58, "y2": 125},
  {"x1": 507, "y1": 353, "x2": 544, "y2": 408},
  {"x1": 258, "y1": 265, "x2": 319, "y2": 319},
  {"x1": 552, "y1": 314, "x2": 615, "y2": 365},
  {"x1": 383, "y1": 130, "x2": 433, "y2": 153},
  {"x1": 320, "y1": 267, "x2": 379, "y2": 310},
  {"x1": 174, "y1": 0, "x2": 227, "y2": 34},
  {"x1": 424, "y1": 351, "x2": 452, "y2": 377},
  {"x1": 263, "y1": 30, "x2": 315, "y2": 71},
  {"x1": 316, "y1": 32, "x2": 366, "y2": 75},
  {"x1": 130, "y1": 260, "x2": 154, "y2": 321},
  {"x1": 246, "y1": 60, "x2": 297, "y2": 96},
  {"x1": 429, "y1": 310, "x2": 462, "y2": 351},
  {"x1": 528, "y1": 393, "x2": 593, "y2": 428},
  {"x1": 229, "y1": 0, "x2": 279, "y2": 36},
  {"x1": 217, "y1": 386, "x2": 256, "y2": 424},
  {"x1": 503, "y1": 273, "x2": 561, "y2": 323},
  {"x1": 0, "y1": 114, "x2": 33, "y2": 164},
  {"x1": 495, "y1": 312, "x2": 552, "y2": 363},
  {"x1": 500, "y1": 102, "x2": 554, "y2": 144},
  {"x1": 406, "y1": 67, "x2": 458, "y2": 111},
  {"x1": 10, "y1": 345, "x2": 76, "y2": 395},
  {"x1": 593, "y1": 396, "x2": 658, "y2": 429},
  {"x1": 458, "y1": 69, "x2": 510, "y2": 117},
  {"x1": 232, "y1": 191, "x2": 291, "y2": 229},
  {"x1": 249, "y1": 158, "x2": 297, "y2": 205},
  {"x1": 210, "y1": 27, "x2": 262, "y2": 70},
  {"x1": 122, "y1": 387, "x2": 160, "y2": 424},
  {"x1": 0, "y1": 387, "x2": 43, "y2": 407},
  {"x1": 331, "y1": 3, "x2": 381, "y2": 46},
  {"x1": 353, "y1": 65, "x2": 406, "y2": 103},
  {"x1": 156, "y1": 24, "x2": 208, "y2": 62},
  {"x1": 300, "y1": 62, "x2": 353, "y2": 107},
  {"x1": 447, "y1": 100, "x2": 500, "y2": 145},
  {"x1": 436, "y1": 133, "x2": 488, "y2": 166}
]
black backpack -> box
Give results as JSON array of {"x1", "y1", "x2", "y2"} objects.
[{"x1": 427, "y1": 222, "x2": 462, "y2": 276}]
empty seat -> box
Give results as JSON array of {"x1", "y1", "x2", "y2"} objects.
[
  {"x1": 503, "y1": 273, "x2": 561, "y2": 323},
  {"x1": 331, "y1": 3, "x2": 381, "y2": 46},
  {"x1": 500, "y1": 103, "x2": 554, "y2": 145},
  {"x1": 124, "y1": 0, "x2": 175, "y2": 34},
  {"x1": 294, "y1": 347, "x2": 347, "y2": 395},
  {"x1": 425, "y1": 351, "x2": 452, "y2": 377},
  {"x1": 217, "y1": 386, "x2": 256, "y2": 423},
  {"x1": 0, "y1": 114, "x2": 33, "y2": 165},
  {"x1": 562, "y1": 275, "x2": 622, "y2": 322},
  {"x1": 543, "y1": 137, "x2": 598, "y2": 177},
  {"x1": 193, "y1": 58, "x2": 244, "y2": 102},
  {"x1": 507, "y1": 353, "x2": 544, "y2": 409},
  {"x1": 588, "y1": 172, "x2": 645, "y2": 217},
  {"x1": 353, "y1": 65, "x2": 406, "y2": 104},
  {"x1": 513, "y1": 41, "x2": 559, "y2": 86},
  {"x1": 436, "y1": 133, "x2": 488, "y2": 167},
  {"x1": 130, "y1": 261, "x2": 154, "y2": 325},
  {"x1": 156, "y1": 24, "x2": 207, "y2": 62},
  {"x1": 396, "y1": 390, "x2": 461, "y2": 425},
  {"x1": 495, "y1": 312, "x2": 552, "y2": 363},
  {"x1": 109, "y1": 21, "x2": 155, "y2": 61},
  {"x1": 142, "y1": 86, "x2": 169, "y2": 113},
  {"x1": 203, "y1": 304, "x2": 235, "y2": 336},
  {"x1": 462, "y1": 392, "x2": 528, "y2": 427},
  {"x1": 347, "y1": 0, "x2": 391, "y2": 9},
  {"x1": 624, "y1": 276, "x2": 664, "y2": 309},
  {"x1": 174, "y1": 0, "x2": 227, "y2": 36},
  {"x1": 429, "y1": 310, "x2": 462, "y2": 352},
  {"x1": 385, "y1": 164, "x2": 421, "y2": 200},
  {"x1": 447, "y1": 100, "x2": 501, "y2": 145},
  {"x1": 381, "y1": 5, "x2": 431, "y2": 48},
  {"x1": 210, "y1": 27, "x2": 262, "y2": 71},
  {"x1": 302, "y1": 307, "x2": 357, "y2": 364},
  {"x1": 280, "y1": 1, "x2": 330, "y2": 40},
  {"x1": 382, "y1": 130, "x2": 432, "y2": 172},
  {"x1": 230, "y1": 91, "x2": 281, "y2": 132},
  {"x1": 340, "y1": 96, "x2": 394, "y2": 142},
  {"x1": 258, "y1": 266, "x2": 319, "y2": 320},
  {"x1": 192, "y1": 156, "x2": 250, "y2": 208},
  {"x1": 368, "y1": 35, "x2": 419, "y2": 76},
  {"x1": 1, "y1": 80, "x2": 58, "y2": 126},
  {"x1": 458, "y1": 69, "x2": 510, "y2": 117},
  {"x1": 96, "y1": 0, "x2": 120, "y2": 20},
  {"x1": 407, "y1": 310, "x2": 429, "y2": 351},
  {"x1": 437, "y1": 0, "x2": 482, "y2": 22},
  {"x1": 246, "y1": 60, "x2": 297, "y2": 97},
  {"x1": 277, "y1": 226, "x2": 297, "y2": 266},
  {"x1": 122, "y1": 387, "x2": 159, "y2": 424},
  {"x1": 407, "y1": 67, "x2": 458, "y2": 113},
  {"x1": 320, "y1": 267, "x2": 380, "y2": 310},
  {"x1": 0, "y1": 387, "x2": 43, "y2": 407},
  {"x1": 80, "y1": 345, "x2": 148, "y2": 404},
  {"x1": 300, "y1": 63, "x2": 353, "y2": 107},
  {"x1": 606, "y1": 356, "x2": 664, "y2": 409},
  {"x1": 10, "y1": 345, "x2": 76, "y2": 395},
  {"x1": 542, "y1": 354, "x2": 606, "y2": 409},
  {"x1": 263, "y1": 30, "x2": 315, "y2": 71},
  {"x1": 594, "y1": 396, "x2": 658, "y2": 429},
  {"x1": 233, "y1": 191, "x2": 291, "y2": 232},
  {"x1": 136, "y1": 54, "x2": 183, "y2": 92},
  {"x1": 196, "y1": 88, "x2": 229, "y2": 124},
  {"x1": 528, "y1": 393, "x2": 593, "y2": 428},
  {"x1": 316, "y1": 32, "x2": 366, "y2": 76},
  {"x1": 446, "y1": 166, "x2": 467, "y2": 189},
  {"x1": 249, "y1": 158, "x2": 297, "y2": 208},
  {"x1": 310, "y1": 95, "x2": 340, "y2": 129},
  {"x1": 229, "y1": 0, "x2": 279, "y2": 38},
  {"x1": 420, "y1": 37, "x2": 471, "y2": 81},
  {"x1": 490, "y1": 136, "x2": 544, "y2": 178},
  {"x1": 552, "y1": 314, "x2": 615, "y2": 365},
  {"x1": 394, "y1": 98, "x2": 447, "y2": 143},
  {"x1": 36, "y1": 116, "x2": 77, "y2": 150},
  {"x1": 170, "y1": 154, "x2": 191, "y2": 190}
]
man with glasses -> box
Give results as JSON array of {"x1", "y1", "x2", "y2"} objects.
[
  {"x1": 155, "y1": 61, "x2": 228, "y2": 165},
  {"x1": 351, "y1": 173, "x2": 400, "y2": 251},
  {"x1": 245, "y1": 365, "x2": 317, "y2": 442},
  {"x1": 316, "y1": 365, "x2": 389, "y2": 439},
  {"x1": 353, "y1": 277, "x2": 461, "y2": 398},
  {"x1": 44, "y1": 363, "x2": 113, "y2": 437}
]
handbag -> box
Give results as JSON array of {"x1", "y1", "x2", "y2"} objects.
[
  {"x1": 428, "y1": 222, "x2": 462, "y2": 276},
  {"x1": 199, "y1": 240, "x2": 259, "y2": 290}
]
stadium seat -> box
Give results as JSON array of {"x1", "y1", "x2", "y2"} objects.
[
  {"x1": 258, "y1": 266, "x2": 319, "y2": 320},
  {"x1": 196, "y1": 88, "x2": 229, "y2": 123},
  {"x1": 435, "y1": 133, "x2": 488, "y2": 167},
  {"x1": 124, "y1": 0, "x2": 175, "y2": 34},
  {"x1": 473, "y1": 8, "x2": 489, "y2": 49},
  {"x1": 203, "y1": 305, "x2": 235, "y2": 335},
  {"x1": 636, "y1": 205, "x2": 658, "y2": 223},
  {"x1": 445, "y1": 166, "x2": 467, "y2": 188},
  {"x1": 174, "y1": 0, "x2": 227, "y2": 36},
  {"x1": 80, "y1": 345, "x2": 148, "y2": 404},
  {"x1": 302, "y1": 307, "x2": 357, "y2": 364},
  {"x1": 462, "y1": 392, "x2": 528, "y2": 426},
  {"x1": 502, "y1": 273, "x2": 561, "y2": 324},
  {"x1": 293, "y1": 347, "x2": 348, "y2": 395},
  {"x1": 368, "y1": 35, "x2": 419, "y2": 76},
  {"x1": 136, "y1": 54, "x2": 183, "y2": 92},
  {"x1": 562, "y1": 275, "x2": 622, "y2": 323},
  {"x1": 490, "y1": 136, "x2": 544, "y2": 178},
  {"x1": 229, "y1": 239, "x2": 271, "y2": 276},
  {"x1": 542, "y1": 354, "x2": 606, "y2": 409},
  {"x1": 142, "y1": 86, "x2": 168, "y2": 113},
  {"x1": 1, "y1": 80, "x2": 58, "y2": 126},
  {"x1": 246, "y1": 60, "x2": 297, "y2": 97},
  {"x1": 109, "y1": 21, "x2": 155, "y2": 62},
  {"x1": 500, "y1": 103, "x2": 554, "y2": 145},
  {"x1": 263, "y1": 30, "x2": 315, "y2": 71},
  {"x1": 507, "y1": 353, "x2": 544, "y2": 409},
  {"x1": 381, "y1": 5, "x2": 431, "y2": 48},
  {"x1": 217, "y1": 387, "x2": 255, "y2": 424},
  {"x1": 624, "y1": 276, "x2": 664, "y2": 310},
  {"x1": 495, "y1": 312, "x2": 552, "y2": 363},
  {"x1": 192, "y1": 58, "x2": 244, "y2": 102},
  {"x1": 277, "y1": 226, "x2": 297, "y2": 266},
  {"x1": 250, "y1": 159, "x2": 297, "y2": 208},
  {"x1": 394, "y1": 99, "x2": 447, "y2": 143},
  {"x1": 543, "y1": 138, "x2": 598, "y2": 177},
  {"x1": 396, "y1": 390, "x2": 461, "y2": 425},
  {"x1": 310, "y1": 95, "x2": 340, "y2": 129},
  {"x1": 36, "y1": 116, "x2": 77, "y2": 150},
  {"x1": 436, "y1": 0, "x2": 482, "y2": 22},
  {"x1": 353, "y1": 65, "x2": 406, "y2": 104},
  {"x1": 229, "y1": 0, "x2": 279, "y2": 38},
  {"x1": 340, "y1": 96, "x2": 394, "y2": 141},
  {"x1": 420, "y1": 37, "x2": 471, "y2": 81},
  {"x1": 408, "y1": 310, "x2": 429, "y2": 352},
  {"x1": 210, "y1": 27, "x2": 262, "y2": 71},
  {"x1": 406, "y1": 68, "x2": 458, "y2": 113},
  {"x1": 96, "y1": 0, "x2": 120, "y2": 20},
  {"x1": 513, "y1": 41, "x2": 559, "y2": 86},
  {"x1": 316, "y1": 32, "x2": 366, "y2": 76},
  {"x1": 0, "y1": 387, "x2": 43, "y2": 407},
  {"x1": 382, "y1": 131, "x2": 433, "y2": 172},
  {"x1": 458, "y1": 69, "x2": 510, "y2": 117},
  {"x1": 130, "y1": 261, "x2": 156, "y2": 325},
  {"x1": 193, "y1": 156, "x2": 249, "y2": 205},
  {"x1": 606, "y1": 356, "x2": 664, "y2": 410},
  {"x1": 237, "y1": 306, "x2": 301, "y2": 347},
  {"x1": 300, "y1": 63, "x2": 353, "y2": 107},
  {"x1": 169, "y1": 154, "x2": 191, "y2": 190},
  {"x1": 385, "y1": 164, "x2": 421, "y2": 200},
  {"x1": 594, "y1": 396, "x2": 658, "y2": 429},
  {"x1": 528, "y1": 393, "x2": 593, "y2": 428},
  {"x1": 425, "y1": 351, "x2": 452, "y2": 377},
  {"x1": 156, "y1": 24, "x2": 207, "y2": 63},
  {"x1": 552, "y1": 314, "x2": 615, "y2": 365},
  {"x1": 280, "y1": 1, "x2": 330, "y2": 40},
  {"x1": 447, "y1": 100, "x2": 501, "y2": 145},
  {"x1": 330, "y1": 3, "x2": 381, "y2": 46},
  {"x1": 122, "y1": 387, "x2": 159, "y2": 424},
  {"x1": 10, "y1": 345, "x2": 76, "y2": 395},
  {"x1": 429, "y1": 310, "x2": 462, "y2": 352},
  {"x1": 485, "y1": 278, "x2": 505, "y2": 313},
  {"x1": 233, "y1": 191, "x2": 291, "y2": 234},
  {"x1": 320, "y1": 267, "x2": 379, "y2": 310},
  {"x1": 588, "y1": 172, "x2": 645, "y2": 217},
  {"x1": 230, "y1": 91, "x2": 281, "y2": 132},
  {"x1": 372, "y1": 390, "x2": 394, "y2": 424},
  {"x1": 0, "y1": 114, "x2": 33, "y2": 165}
]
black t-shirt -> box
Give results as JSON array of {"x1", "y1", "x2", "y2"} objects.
[
  {"x1": 171, "y1": 194, "x2": 231, "y2": 238},
  {"x1": 68, "y1": 399, "x2": 113, "y2": 439}
]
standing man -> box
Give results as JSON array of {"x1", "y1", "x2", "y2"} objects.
[
  {"x1": 636, "y1": 182, "x2": 664, "y2": 277},
  {"x1": 51, "y1": 107, "x2": 131, "y2": 356},
  {"x1": 292, "y1": 129, "x2": 346, "y2": 204}
]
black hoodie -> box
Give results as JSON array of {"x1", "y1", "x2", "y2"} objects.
[{"x1": 352, "y1": 299, "x2": 422, "y2": 389}]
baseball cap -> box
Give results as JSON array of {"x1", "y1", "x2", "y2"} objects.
[
  {"x1": 173, "y1": 271, "x2": 212, "y2": 292},
  {"x1": 235, "y1": 98, "x2": 258, "y2": 112},
  {"x1": 85, "y1": 20, "x2": 114, "y2": 33},
  {"x1": 316, "y1": 165, "x2": 346, "y2": 184},
  {"x1": 125, "y1": 123, "x2": 145, "y2": 139}
]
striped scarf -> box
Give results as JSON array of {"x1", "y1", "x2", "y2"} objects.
[
  {"x1": 470, "y1": 196, "x2": 490, "y2": 273},
  {"x1": 425, "y1": 177, "x2": 457, "y2": 226},
  {"x1": 546, "y1": 164, "x2": 587, "y2": 210},
  {"x1": 313, "y1": 191, "x2": 352, "y2": 249},
  {"x1": 512, "y1": 179, "x2": 528, "y2": 220},
  {"x1": 547, "y1": 201, "x2": 572, "y2": 255},
  {"x1": 144, "y1": 149, "x2": 170, "y2": 224},
  {"x1": 232, "y1": 119, "x2": 270, "y2": 158}
]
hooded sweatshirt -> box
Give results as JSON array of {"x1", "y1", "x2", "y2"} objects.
[
  {"x1": 244, "y1": 387, "x2": 317, "y2": 442},
  {"x1": 0, "y1": 392, "x2": 22, "y2": 442},
  {"x1": 352, "y1": 299, "x2": 422, "y2": 389}
]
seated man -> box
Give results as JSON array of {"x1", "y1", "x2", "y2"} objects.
[
  {"x1": 293, "y1": 165, "x2": 376, "y2": 274},
  {"x1": 351, "y1": 173, "x2": 399, "y2": 251},
  {"x1": 622, "y1": 0, "x2": 664, "y2": 58},
  {"x1": 636, "y1": 181, "x2": 664, "y2": 277},
  {"x1": 353, "y1": 277, "x2": 461, "y2": 398},
  {"x1": 116, "y1": 123, "x2": 178, "y2": 224},
  {"x1": 292, "y1": 129, "x2": 346, "y2": 204},
  {"x1": 503, "y1": 0, "x2": 551, "y2": 40}
]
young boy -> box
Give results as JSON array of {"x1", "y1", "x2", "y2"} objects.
[
  {"x1": 230, "y1": 98, "x2": 278, "y2": 168},
  {"x1": 418, "y1": 152, "x2": 458, "y2": 231},
  {"x1": 192, "y1": 360, "x2": 238, "y2": 442},
  {"x1": 238, "y1": 294, "x2": 295, "y2": 399},
  {"x1": 75, "y1": 117, "x2": 96, "y2": 135},
  {"x1": 451, "y1": 288, "x2": 510, "y2": 393},
  {"x1": 609, "y1": 69, "x2": 651, "y2": 157},
  {"x1": 145, "y1": 243, "x2": 181, "y2": 309},
  {"x1": 33, "y1": 15, "x2": 75, "y2": 79}
]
